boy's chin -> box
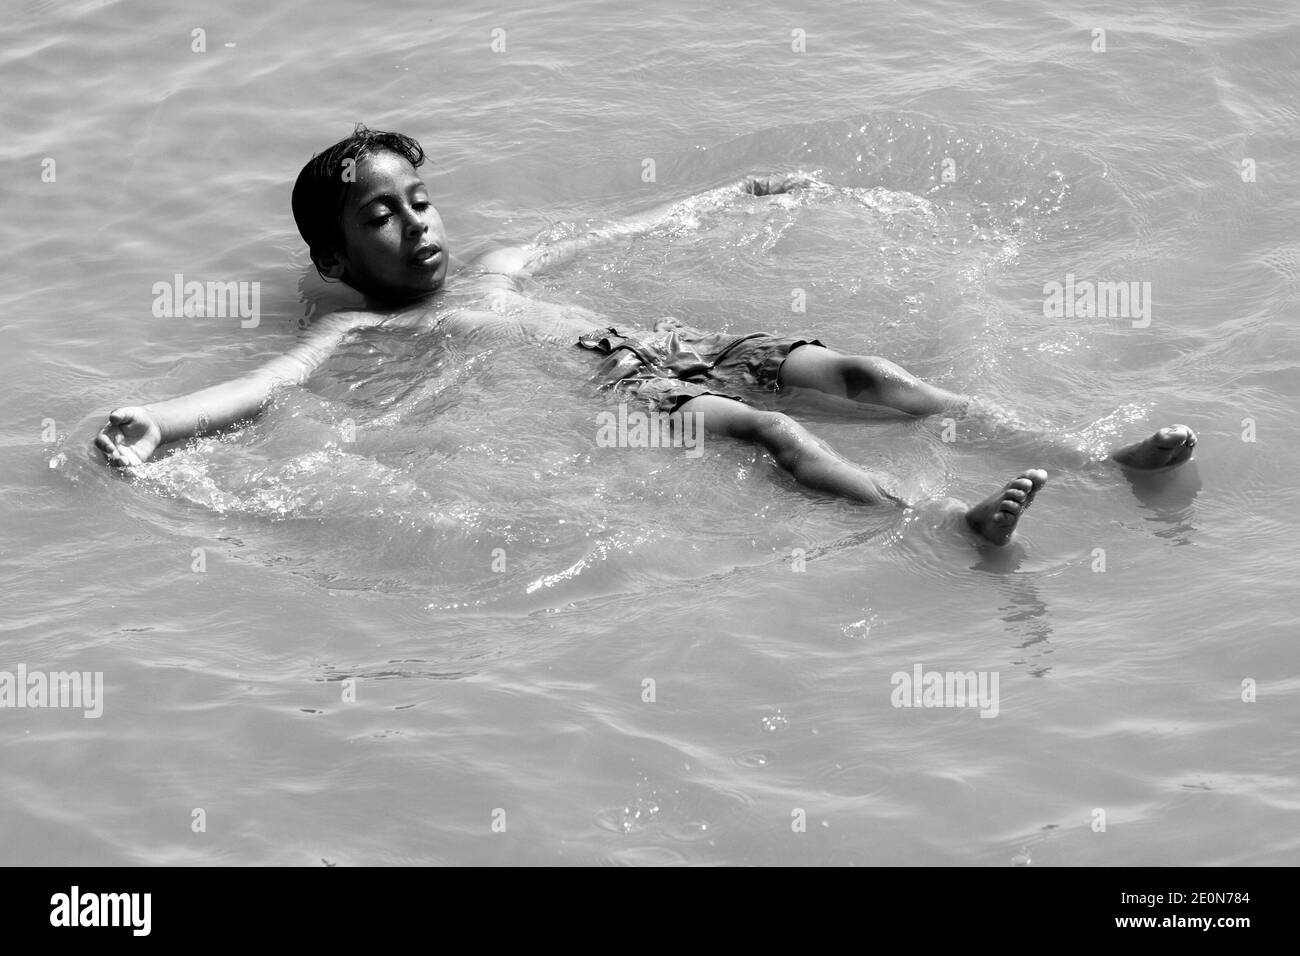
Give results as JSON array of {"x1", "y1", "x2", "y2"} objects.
[
  {"x1": 352, "y1": 275, "x2": 443, "y2": 304},
  {"x1": 413, "y1": 275, "x2": 445, "y2": 297},
  {"x1": 404, "y1": 266, "x2": 445, "y2": 295}
]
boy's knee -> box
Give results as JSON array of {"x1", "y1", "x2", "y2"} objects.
[
  {"x1": 752, "y1": 411, "x2": 805, "y2": 460},
  {"x1": 840, "y1": 355, "x2": 886, "y2": 394}
]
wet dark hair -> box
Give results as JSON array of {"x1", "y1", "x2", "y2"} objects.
[{"x1": 291, "y1": 124, "x2": 426, "y2": 278}]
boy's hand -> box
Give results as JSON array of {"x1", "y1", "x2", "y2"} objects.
[
  {"x1": 94, "y1": 407, "x2": 163, "y2": 468},
  {"x1": 741, "y1": 173, "x2": 819, "y2": 196}
]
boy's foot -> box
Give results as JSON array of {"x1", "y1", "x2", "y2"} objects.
[
  {"x1": 1110, "y1": 424, "x2": 1197, "y2": 470},
  {"x1": 965, "y1": 469, "x2": 1048, "y2": 546}
]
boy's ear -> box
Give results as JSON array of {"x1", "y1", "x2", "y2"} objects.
[{"x1": 314, "y1": 248, "x2": 347, "y2": 280}]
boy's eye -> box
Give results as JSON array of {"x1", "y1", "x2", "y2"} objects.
[
  {"x1": 413, "y1": 201, "x2": 430, "y2": 210},
  {"x1": 368, "y1": 214, "x2": 392, "y2": 227}
]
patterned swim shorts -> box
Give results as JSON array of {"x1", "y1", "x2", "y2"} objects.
[{"x1": 577, "y1": 319, "x2": 828, "y2": 413}]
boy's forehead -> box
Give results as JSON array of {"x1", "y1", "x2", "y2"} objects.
[{"x1": 353, "y1": 152, "x2": 424, "y2": 193}]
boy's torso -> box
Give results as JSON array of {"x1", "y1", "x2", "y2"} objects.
[{"x1": 369, "y1": 273, "x2": 606, "y2": 345}]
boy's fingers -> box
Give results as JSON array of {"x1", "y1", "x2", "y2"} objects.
[
  {"x1": 108, "y1": 408, "x2": 135, "y2": 426},
  {"x1": 95, "y1": 429, "x2": 123, "y2": 450}
]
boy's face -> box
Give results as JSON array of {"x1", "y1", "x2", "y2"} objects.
[{"x1": 328, "y1": 151, "x2": 448, "y2": 301}]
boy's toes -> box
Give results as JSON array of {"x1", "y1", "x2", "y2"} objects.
[
  {"x1": 965, "y1": 468, "x2": 1048, "y2": 546},
  {"x1": 1155, "y1": 424, "x2": 1196, "y2": 449},
  {"x1": 1113, "y1": 425, "x2": 1197, "y2": 469}
]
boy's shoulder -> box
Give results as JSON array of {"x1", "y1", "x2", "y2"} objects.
[{"x1": 468, "y1": 245, "x2": 531, "y2": 281}]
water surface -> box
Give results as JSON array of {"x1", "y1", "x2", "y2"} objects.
[{"x1": 3, "y1": 0, "x2": 1298, "y2": 865}]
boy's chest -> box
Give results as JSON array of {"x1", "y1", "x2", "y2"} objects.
[{"x1": 439, "y1": 289, "x2": 606, "y2": 344}]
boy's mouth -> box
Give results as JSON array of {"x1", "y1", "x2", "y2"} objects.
[{"x1": 411, "y1": 244, "x2": 442, "y2": 265}]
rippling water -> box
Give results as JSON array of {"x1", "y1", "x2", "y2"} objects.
[{"x1": 3, "y1": 0, "x2": 1298, "y2": 865}]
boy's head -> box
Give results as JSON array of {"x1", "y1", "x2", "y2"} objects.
[{"x1": 292, "y1": 125, "x2": 448, "y2": 302}]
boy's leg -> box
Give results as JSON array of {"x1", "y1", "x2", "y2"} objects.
[
  {"x1": 777, "y1": 344, "x2": 1198, "y2": 470},
  {"x1": 777, "y1": 345, "x2": 965, "y2": 416},
  {"x1": 678, "y1": 396, "x2": 900, "y2": 505},
  {"x1": 677, "y1": 395, "x2": 1047, "y2": 545}
]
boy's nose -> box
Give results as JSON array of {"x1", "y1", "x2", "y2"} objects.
[{"x1": 405, "y1": 219, "x2": 425, "y2": 238}]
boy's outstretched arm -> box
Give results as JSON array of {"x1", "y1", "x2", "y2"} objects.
[
  {"x1": 94, "y1": 311, "x2": 369, "y2": 467},
  {"x1": 471, "y1": 172, "x2": 817, "y2": 281}
]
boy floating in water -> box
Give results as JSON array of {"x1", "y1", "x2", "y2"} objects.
[{"x1": 94, "y1": 126, "x2": 1197, "y2": 547}]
